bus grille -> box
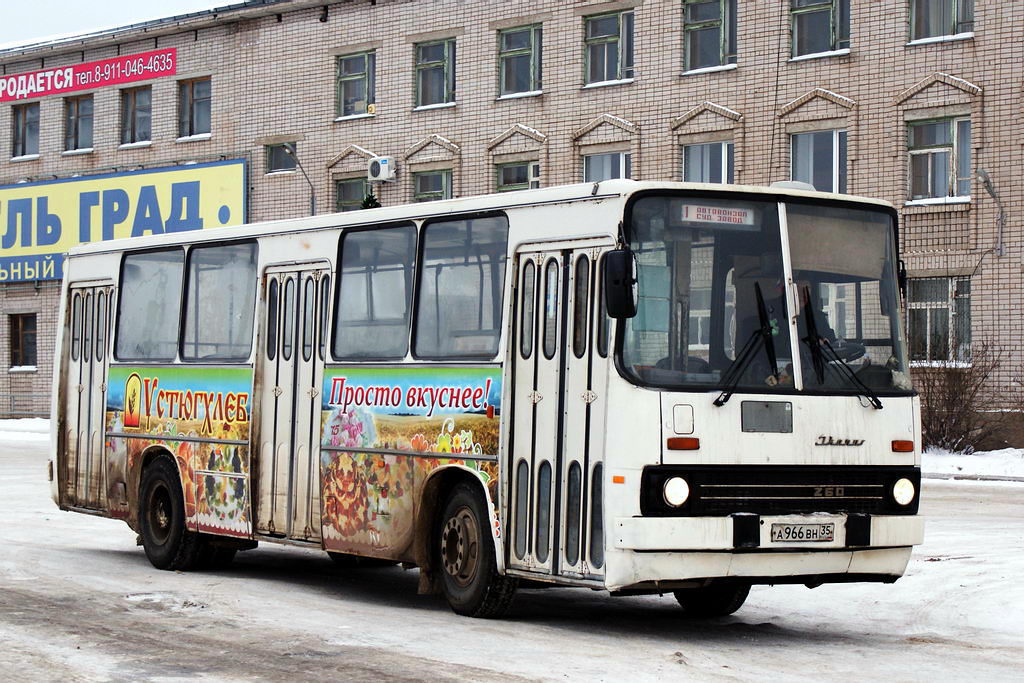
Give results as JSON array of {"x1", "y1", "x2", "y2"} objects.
[{"x1": 640, "y1": 465, "x2": 921, "y2": 516}]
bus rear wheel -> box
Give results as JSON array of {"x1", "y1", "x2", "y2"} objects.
[
  {"x1": 139, "y1": 455, "x2": 205, "y2": 571},
  {"x1": 436, "y1": 483, "x2": 517, "y2": 618},
  {"x1": 673, "y1": 580, "x2": 750, "y2": 617}
]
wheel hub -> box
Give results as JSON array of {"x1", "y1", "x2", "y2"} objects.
[
  {"x1": 441, "y1": 506, "x2": 480, "y2": 588},
  {"x1": 148, "y1": 483, "x2": 172, "y2": 546}
]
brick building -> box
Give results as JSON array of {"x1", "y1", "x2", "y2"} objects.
[{"x1": 0, "y1": 0, "x2": 1020, "y2": 420}]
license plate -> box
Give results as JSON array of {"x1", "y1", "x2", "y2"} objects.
[{"x1": 770, "y1": 522, "x2": 835, "y2": 542}]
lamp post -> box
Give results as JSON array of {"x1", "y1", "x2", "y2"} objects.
[
  {"x1": 283, "y1": 142, "x2": 316, "y2": 216},
  {"x1": 976, "y1": 169, "x2": 1005, "y2": 257}
]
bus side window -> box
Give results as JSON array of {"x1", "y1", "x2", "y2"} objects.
[
  {"x1": 572, "y1": 255, "x2": 590, "y2": 359},
  {"x1": 414, "y1": 214, "x2": 509, "y2": 359},
  {"x1": 70, "y1": 293, "x2": 81, "y2": 362},
  {"x1": 82, "y1": 292, "x2": 92, "y2": 363},
  {"x1": 542, "y1": 258, "x2": 558, "y2": 360},
  {"x1": 282, "y1": 277, "x2": 295, "y2": 361},
  {"x1": 116, "y1": 249, "x2": 185, "y2": 361},
  {"x1": 596, "y1": 254, "x2": 609, "y2": 358},
  {"x1": 267, "y1": 278, "x2": 279, "y2": 361},
  {"x1": 302, "y1": 276, "x2": 314, "y2": 362},
  {"x1": 319, "y1": 275, "x2": 330, "y2": 361},
  {"x1": 96, "y1": 292, "x2": 106, "y2": 361},
  {"x1": 520, "y1": 261, "x2": 535, "y2": 359},
  {"x1": 334, "y1": 223, "x2": 416, "y2": 360},
  {"x1": 181, "y1": 241, "x2": 258, "y2": 361}
]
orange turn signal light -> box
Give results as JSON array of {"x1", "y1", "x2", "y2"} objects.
[
  {"x1": 891, "y1": 440, "x2": 914, "y2": 452},
  {"x1": 612, "y1": 475, "x2": 626, "y2": 484},
  {"x1": 667, "y1": 437, "x2": 700, "y2": 450}
]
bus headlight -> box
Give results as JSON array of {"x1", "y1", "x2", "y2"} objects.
[
  {"x1": 893, "y1": 478, "x2": 916, "y2": 506},
  {"x1": 663, "y1": 477, "x2": 690, "y2": 507}
]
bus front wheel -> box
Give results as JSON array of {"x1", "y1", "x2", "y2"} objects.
[
  {"x1": 139, "y1": 455, "x2": 205, "y2": 571},
  {"x1": 673, "y1": 580, "x2": 750, "y2": 617},
  {"x1": 436, "y1": 483, "x2": 517, "y2": 618}
]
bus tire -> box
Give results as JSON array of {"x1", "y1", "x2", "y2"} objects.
[
  {"x1": 437, "y1": 483, "x2": 517, "y2": 618},
  {"x1": 673, "y1": 581, "x2": 750, "y2": 617},
  {"x1": 139, "y1": 455, "x2": 205, "y2": 571}
]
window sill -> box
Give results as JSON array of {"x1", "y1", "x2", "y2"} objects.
[
  {"x1": 62, "y1": 148, "x2": 94, "y2": 156},
  {"x1": 789, "y1": 48, "x2": 850, "y2": 63},
  {"x1": 412, "y1": 102, "x2": 456, "y2": 112},
  {"x1": 906, "y1": 32, "x2": 974, "y2": 47},
  {"x1": 334, "y1": 113, "x2": 375, "y2": 122},
  {"x1": 10, "y1": 154, "x2": 40, "y2": 162},
  {"x1": 910, "y1": 360, "x2": 972, "y2": 369},
  {"x1": 176, "y1": 133, "x2": 211, "y2": 143},
  {"x1": 681, "y1": 63, "x2": 737, "y2": 77},
  {"x1": 582, "y1": 78, "x2": 634, "y2": 90},
  {"x1": 904, "y1": 196, "x2": 971, "y2": 207},
  {"x1": 265, "y1": 169, "x2": 297, "y2": 177},
  {"x1": 119, "y1": 141, "x2": 152, "y2": 150},
  {"x1": 9, "y1": 366, "x2": 37, "y2": 373},
  {"x1": 497, "y1": 90, "x2": 543, "y2": 101}
]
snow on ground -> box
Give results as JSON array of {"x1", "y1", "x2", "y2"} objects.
[
  {"x1": 0, "y1": 418, "x2": 49, "y2": 443},
  {"x1": 923, "y1": 448, "x2": 1024, "y2": 480},
  {"x1": 2, "y1": 420, "x2": 1023, "y2": 680}
]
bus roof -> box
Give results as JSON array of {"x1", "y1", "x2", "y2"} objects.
[{"x1": 66, "y1": 179, "x2": 895, "y2": 258}]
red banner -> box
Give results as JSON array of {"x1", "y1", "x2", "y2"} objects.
[{"x1": 0, "y1": 48, "x2": 176, "y2": 103}]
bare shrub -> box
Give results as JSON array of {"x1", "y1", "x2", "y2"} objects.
[{"x1": 912, "y1": 341, "x2": 1022, "y2": 453}]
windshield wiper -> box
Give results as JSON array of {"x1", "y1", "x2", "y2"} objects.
[
  {"x1": 801, "y1": 286, "x2": 883, "y2": 410},
  {"x1": 714, "y1": 282, "x2": 778, "y2": 407}
]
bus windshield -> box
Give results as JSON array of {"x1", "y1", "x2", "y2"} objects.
[{"x1": 621, "y1": 193, "x2": 912, "y2": 396}]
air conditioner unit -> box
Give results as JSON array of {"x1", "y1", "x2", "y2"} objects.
[{"x1": 367, "y1": 156, "x2": 396, "y2": 182}]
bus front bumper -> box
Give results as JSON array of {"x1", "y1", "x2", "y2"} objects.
[{"x1": 606, "y1": 513, "x2": 923, "y2": 591}]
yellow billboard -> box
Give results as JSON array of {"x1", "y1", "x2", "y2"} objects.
[{"x1": 0, "y1": 158, "x2": 246, "y2": 281}]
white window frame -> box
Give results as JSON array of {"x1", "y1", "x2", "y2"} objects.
[
  {"x1": 790, "y1": 129, "x2": 847, "y2": 193},
  {"x1": 682, "y1": 141, "x2": 734, "y2": 184},
  {"x1": 583, "y1": 152, "x2": 631, "y2": 182},
  {"x1": 496, "y1": 161, "x2": 541, "y2": 192}
]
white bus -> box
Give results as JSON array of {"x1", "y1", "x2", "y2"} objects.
[{"x1": 51, "y1": 180, "x2": 923, "y2": 618}]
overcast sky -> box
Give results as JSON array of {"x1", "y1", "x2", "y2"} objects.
[{"x1": 0, "y1": 1, "x2": 229, "y2": 50}]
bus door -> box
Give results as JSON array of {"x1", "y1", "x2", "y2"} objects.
[
  {"x1": 63, "y1": 283, "x2": 114, "y2": 510},
  {"x1": 256, "y1": 263, "x2": 331, "y2": 542},
  {"x1": 508, "y1": 242, "x2": 610, "y2": 580}
]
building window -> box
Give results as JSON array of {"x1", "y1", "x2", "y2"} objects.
[
  {"x1": 499, "y1": 25, "x2": 542, "y2": 96},
  {"x1": 10, "y1": 314, "x2": 37, "y2": 368},
  {"x1": 908, "y1": 118, "x2": 970, "y2": 200},
  {"x1": 336, "y1": 51, "x2": 376, "y2": 117},
  {"x1": 120, "y1": 86, "x2": 151, "y2": 144},
  {"x1": 908, "y1": 276, "x2": 970, "y2": 363},
  {"x1": 911, "y1": 0, "x2": 973, "y2": 40},
  {"x1": 584, "y1": 11, "x2": 634, "y2": 84},
  {"x1": 791, "y1": 0, "x2": 850, "y2": 57},
  {"x1": 416, "y1": 39, "x2": 456, "y2": 107},
  {"x1": 413, "y1": 170, "x2": 452, "y2": 202},
  {"x1": 496, "y1": 161, "x2": 540, "y2": 191},
  {"x1": 266, "y1": 144, "x2": 297, "y2": 173},
  {"x1": 791, "y1": 129, "x2": 847, "y2": 193},
  {"x1": 682, "y1": 141, "x2": 734, "y2": 183},
  {"x1": 336, "y1": 177, "x2": 368, "y2": 211},
  {"x1": 64, "y1": 96, "x2": 93, "y2": 151},
  {"x1": 12, "y1": 103, "x2": 39, "y2": 157},
  {"x1": 683, "y1": 0, "x2": 737, "y2": 71},
  {"x1": 178, "y1": 78, "x2": 211, "y2": 138},
  {"x1": 583, "y1": 152, "x2": 631, "y2": 182}
]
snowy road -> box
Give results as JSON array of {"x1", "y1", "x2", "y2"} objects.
[{"x1": 1, "y1": 435, "x2": 1022, "y2": 682}]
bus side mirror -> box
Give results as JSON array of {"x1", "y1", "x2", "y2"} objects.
[{"x1": 604, "y1": 249, "x2": 638, "y2": 319}]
